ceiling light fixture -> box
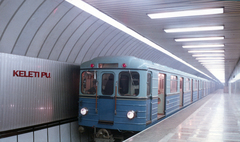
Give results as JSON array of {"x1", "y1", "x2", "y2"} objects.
[
  {"x1": 164, "y1": 26, "x2": 224, "y2": 33},
  {"x1": 188, "y1": 50, "x2": 224, "y2": 53},
  {"x1": 176, "y1": 37, "x2": 224, "y2": 42},
  {"x1": 201, "y1": 63, "x2": 225, "y2": 66},
  {"x1": 198, "y1": 60, "x2": 225, "y2": 63},
  {"x1": 203, "y1": 64, "x2": 224, "y2": 67},
  {"x1": 198, "y1": 59, "x2": 225, "y2": 63},
  {"x1": 192, "y1": 54, "x2": 224, "y2": 57},
  {"x1": 183, "y1": 44, "x2": 224, "y2": 48},
  {"x1": 148, "y1": 8, "x2": 224, "y2": 19},
  {"x1": 196, "y1": 57, "x2": 225, "y2": 60}
]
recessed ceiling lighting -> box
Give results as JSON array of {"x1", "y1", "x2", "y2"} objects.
[
  {"x1": 148, "y1": 8, "x2": 224, "y2": 19},
  {"x1": 203, "y1": 64, "x2": 224, "y2": 66},
  {"x1": 198, "y1": 60, "x2": 225, "y2": 63},
  {"x1": 188, "y1": 50, "x2": 224, "y2": 53},
  {"x1": 176, "y1": 37, "x2": 224, "y2": 42},
  {"x1": 196, "y1": 57, "x2": 225, "y2": 60},
  {"x1": 200, "y1": 61, "x2": 225, "y2": 63},
  {"x1": 204, "y1": 67, "x2": 225, "y2": 70},
  {"x1": 201, "y1": 63, "x2": 225, "y2": 66},
  {"x1": 164, "y1": 26, "x2": 224, "y2": 33},
  {"x1": 183, "y1": 44, "x2": 224, "y2": 48},
  {"x1": 192, "y1": 54, "x2": 224, "y2": 57}
]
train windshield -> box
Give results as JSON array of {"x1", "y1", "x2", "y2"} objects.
[
  {"x1": 119, "y1": 71, "x2": 139, "y2": 96},
  {"x1": 81, "y1": 71, "x2": 97, "y2": 94}
]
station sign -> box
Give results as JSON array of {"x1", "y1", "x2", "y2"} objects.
[{"x1": 13, "y1": 70, "x2": 51, "y2": 78}]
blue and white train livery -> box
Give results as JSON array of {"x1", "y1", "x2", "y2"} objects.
[{"x1": 78, "y1": 56, "x2": 216, "y2": 137}]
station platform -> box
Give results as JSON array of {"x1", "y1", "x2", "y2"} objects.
[{"x1": 124, "y1": 90, "x2": 240, "y2": 142}]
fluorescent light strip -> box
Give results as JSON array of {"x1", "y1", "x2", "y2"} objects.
[
  {"x1": 148, "y1": 8, "x2": 224, "y2": 19},
  {"x1": 196, "y1": 57, "x2": 225, "y2": 60},
  {"x1": 176, "y1": 37, "x2": 224, "y2": 42},
  {"x1": 188, "y1": 50, "x2": 224, "y2": 53},
  {"x1": 201, "y1": 64, "x2": 225, "y2": 66},
  {"x1": 201, "y1": 62, "x2": 224, "y2": 64},
  {"x1": 205, "y1": 67, "x2": 225, "y2": 70},
  {"x1": 204, "y1": 64, "x2": 224, "y2": 67},
  {"x1": 192, "y1": 54, "x2": 224, "y2": 57},
  {"x1": 183, "y1": 44, "x2": 224, "y2": 48},
  {"x1": 207, "y1": 70, "x2": 225, "y2": 73},
  {"x1": 198, "y1": 60, "x2": 224, "y2": 63},
  {"x1": 202, "y1": 64, "x2": 225, "y2": 66},
  {"x1": 202, "y1": 64, "x2": 224, "y2": 66},
  {"x1": 65, "y1": 0, "x2": 213, "y2": 80},
  {"x1": 207, "y1": 69, "x2": 225, "y2": 72},
  {"x1": 203, "y1": 62, "x2": 225, "y2": 64},
  {"x1": 164, "y1": 26, "x2": 224, "y2": 33}
]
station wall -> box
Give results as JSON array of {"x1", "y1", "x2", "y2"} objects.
[
  {"x1": 0, "y1": 121, "x2": 89, "y2": 142},
  {"x1": 0, "y1": 53, "x2": 80, "y2": 132},
  {"x1": 229, "y1": 59, "x2": 240, "y2": 94}
]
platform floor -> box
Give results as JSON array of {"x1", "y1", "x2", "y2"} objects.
[{"x1": 124, "y1": 90, "x2": 240, "y2": 142}]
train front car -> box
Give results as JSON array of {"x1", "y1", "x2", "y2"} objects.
[{"x1": 78, "y1": 56, "x2": 155, "y2": 136}]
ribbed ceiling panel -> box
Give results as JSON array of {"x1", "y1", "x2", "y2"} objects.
[{"x1": 2, "y1": 0, "x2": 236, "y2": 81}]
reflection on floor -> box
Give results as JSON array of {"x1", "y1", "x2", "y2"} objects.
[
  {"x1": 165, "y1": 91, "x2": 240, "y2": 142},
  {"x1": 125, "y1": 90, "x2": 240, "y2": 142}
]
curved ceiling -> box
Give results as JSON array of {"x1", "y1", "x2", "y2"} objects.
[{"x1": 1, "y1": 0, "x2": 239, "y2": 83}]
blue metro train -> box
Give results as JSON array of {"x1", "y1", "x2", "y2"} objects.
[{"x1": 78, "y1": 56, "x2": 216, "y2": 137}]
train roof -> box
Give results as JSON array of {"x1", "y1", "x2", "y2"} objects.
[
  {"x1": 81, "y1": 56, "x2": 152, "y2": 69},
  {"x1": 81, "y1": 56, "x2": 209, "y2": 81}
]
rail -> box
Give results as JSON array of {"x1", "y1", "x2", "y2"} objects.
[{"x1": 0, "y1": 117, "x2": 77, "y2": 138}]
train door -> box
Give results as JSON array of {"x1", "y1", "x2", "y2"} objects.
[
  {"x1": 98, "y1": 72, "x2": 115, "y2": 123},
  {"x1": 179, "y1": 77, "x2": 183, "y2": 107},
  {"x1": 204, "y1": 82, "x2": 206, "y2": 96},
  {"x1": 146, "y1": 71, "x2": 152, "y2": 123},
  {"x1": 197, "y1": 80, "x2": 199, "y2": 99},
  {"x1": 191, "y1": 79, "x2": 193, "y2": 102},
  {"x1": 157, "y1": 73, "x2": 165, "y2": 118},
  {"x1": 202, "y1": 81, "x2": 205, "y2": 97}
]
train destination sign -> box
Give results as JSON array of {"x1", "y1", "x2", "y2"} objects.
[{"x1": 13, "y1": 70, "x2": 51, "y2": 78}]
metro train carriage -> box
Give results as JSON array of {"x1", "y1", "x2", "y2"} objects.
[{"x1": 78, "y1": 56, "x2": 216, "y2": 138}]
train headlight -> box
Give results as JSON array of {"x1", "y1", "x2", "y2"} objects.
[
  {"x1": 127, "y1": 110, "x2": 136, "y2": 120},
  {"x1": 80, "y1": 107, "x2": 88, "y2": 116}
]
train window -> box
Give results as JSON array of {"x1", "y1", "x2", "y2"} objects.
[
  {"x1": 170, "y1": 75, "x2": 178, "y2": 93},
  {"x1": 119, "y1": 71, "x2": 139, "y2": 96},
  {"x1": 158, "y1": 73, "x2": 165, "y2": 94},
  {"x1": 81, "y1": 71, "x2": 97, "y2": 94},
  {"x1": 147, "y1": 72, "x2": 151, "y2": 96},
  {"x1": 185, "y1": 78, "x2": 190, "y2": 91},
  {"x1": 102, "y1": 73, "x2": 114, "y2": 95},
  {"x1": 194, "y1": 80, "x2": 198, "y2": 90}
]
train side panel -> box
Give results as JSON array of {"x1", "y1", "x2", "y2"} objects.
[
  {"x1": 192, "y1": 90, "x2": 198, "y2": 102},
  {"x1": 199, "y1": 90, "x2": 203, "y2": 99},
  {"x1": 183, "y1": 92, "x2": 192, "y2": 106},
  {"x1": 165, "y1": 94, "x2": 180, "y2": 115}
]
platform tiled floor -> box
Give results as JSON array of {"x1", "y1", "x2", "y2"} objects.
[{"x1": 125, "y1": 90, "x2": 240, "y2": 142}]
